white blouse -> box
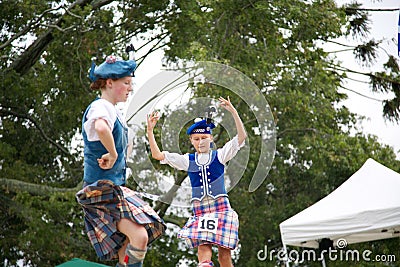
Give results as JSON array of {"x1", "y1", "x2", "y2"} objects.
[
  {"x1": 83, "y1": 99, "x2": 129, "y2": 142},
  {"x1": 161, "y1": 135, "x2": 245, "y2": 171}
]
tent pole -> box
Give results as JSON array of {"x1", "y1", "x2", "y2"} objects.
[
  {"x1": 321, "y1": 256, "x2": 326, "y2": 267},
  {"x1": 282, "y1": 243, "x2": 290, "y2": 267}
]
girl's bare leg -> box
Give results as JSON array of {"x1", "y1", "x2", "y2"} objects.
[
  {"x1": 198, "y1": 244, "x2": 213, "y2": 266},
  {"x1": 117, "y1": 218, "x2": 148, "y2": 265},
  {"x1": 218, "y1": 246, "x2": 233, "y2": 267}
]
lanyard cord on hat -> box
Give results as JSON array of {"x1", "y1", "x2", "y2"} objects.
[
  {"x1": 205, "y1": 106, "x2": 216, "y2": 124},
  {"x1": 126, "y1": 43, "x2": 135, "y2": 61}
]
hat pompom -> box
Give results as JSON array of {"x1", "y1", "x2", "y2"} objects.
[
  {"x1": 106, "y1": 55, "x2": 117, "y2": 64},
  {"x1": 194, "y1": 118, "x2": 202, "y2": 123}
]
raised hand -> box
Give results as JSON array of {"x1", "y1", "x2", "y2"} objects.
[
  {"x1": 219, "y1": 96, "x2": 237, "y2": 114},
  {"x1": 147, "y1": 111, "x2": 160, "y2": 132}
]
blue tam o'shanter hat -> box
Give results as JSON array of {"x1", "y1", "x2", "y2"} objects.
[
  {"x1": 89, "y1": 55, "x2": 137, "y2": 82},
  {"x1": 186, "y1": 118, "x2": 216, "y2": 135}
]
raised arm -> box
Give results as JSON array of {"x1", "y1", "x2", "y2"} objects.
[
  {"x1": 219, "y1": 96, "x2": 247, "y2": 145},
  {"x1": 146, "y1": 111, "x2": 165, "y2": 161}
]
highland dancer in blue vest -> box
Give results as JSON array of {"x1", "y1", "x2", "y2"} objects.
[
  {"x1": 76, "y1": 55, "x2": 166, "y2": 267},
  {"x1": 147, "y1": 97, "x2": 247, "y2": 267}
]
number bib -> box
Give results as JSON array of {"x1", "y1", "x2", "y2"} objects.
[{"x1": 197, "y1": 216, "x2": 219, "y2": 234}]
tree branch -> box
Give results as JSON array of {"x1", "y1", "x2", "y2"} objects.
[
  {"x1": 326, "y1": 39, "x2": 355, "y2": 48},
  {"x1": 0, "y1": 178, "x2": 82, "y2": 195},
  {"x1": 8, "y1": 28, "x2": 55, "y2": 75},
  {"x1": 0, "y1": 107, "x2": 71, "y2": 156},
  {"x1": 39, "y1": 23, "x2": 76, "y2": 33},
  {"x1": 346, "y1": 8, "x2": 399, "y2": 12},
  {"x1": 339, "y1": 86, "x2": 382, "y2": 102},
  {"x1": 7, "y1": 0, "x2": 113, "y2": 75},
  {"x1": 153, "y1": 171, "x2": 187, "y2": 217},
  {"x1": 134, "y1": 32, "x2": 170, "y2": 69},
  {"x1": 90, "y1": 0, "x2": 114, "y2": 9},
  {"x1": 277, "y1": 128, "x2": 318, "y2": 138},
  {"x1": 162, "y1": 214, "x2": 186, "y2": 227},
  {"x1": 0, "y1": 6, "x2": 64, "y2": 51}
]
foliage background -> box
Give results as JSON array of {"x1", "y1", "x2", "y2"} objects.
[{"x1": 1, "y1": 0, "x2": 399, "y2": 266}]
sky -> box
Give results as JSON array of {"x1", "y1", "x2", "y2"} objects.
[
  {"x1": 131, "y1": 0, "x2": 400, "y2": 159},
  {"x1": 332, "y1": 0, "x2": 400, "y2": 158}
]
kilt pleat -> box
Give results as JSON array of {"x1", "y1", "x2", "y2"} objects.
[
  {"x1": 178, "y1": 196, "x2": 239, "y2": 250},
  {"x1": 76, "y1": 180, "x2": 166, "y2": 260}
]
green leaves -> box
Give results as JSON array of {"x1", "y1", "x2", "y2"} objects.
[{"x1": 1, "y1": 0, "x2": 400, "y2": 266}]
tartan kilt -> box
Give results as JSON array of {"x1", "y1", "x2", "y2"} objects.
[
  {"x1": 178, "y1": 196, "x2": 239, "y2": 250},
  {"x1": 76, "y1": 180, "x2": 166, "y2": 260}
]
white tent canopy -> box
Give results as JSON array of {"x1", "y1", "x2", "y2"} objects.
[{"x1": 280, "y1": 158, "x2": 400, "y2": 249}]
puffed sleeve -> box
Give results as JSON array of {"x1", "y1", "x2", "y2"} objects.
[
  {"x1": 160, "y1": 152, "x2": 189, "y2": 171},
  {"x1": 217, "y1": 135, "x2": 245, "y2": 164},
  {"x1": 83, "y1": 99, "x2": 116, "y2": 141}
]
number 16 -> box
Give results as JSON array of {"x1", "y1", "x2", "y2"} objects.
[{"x1": 200, "y1": 218, "x2": 216, "y2": 230}]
